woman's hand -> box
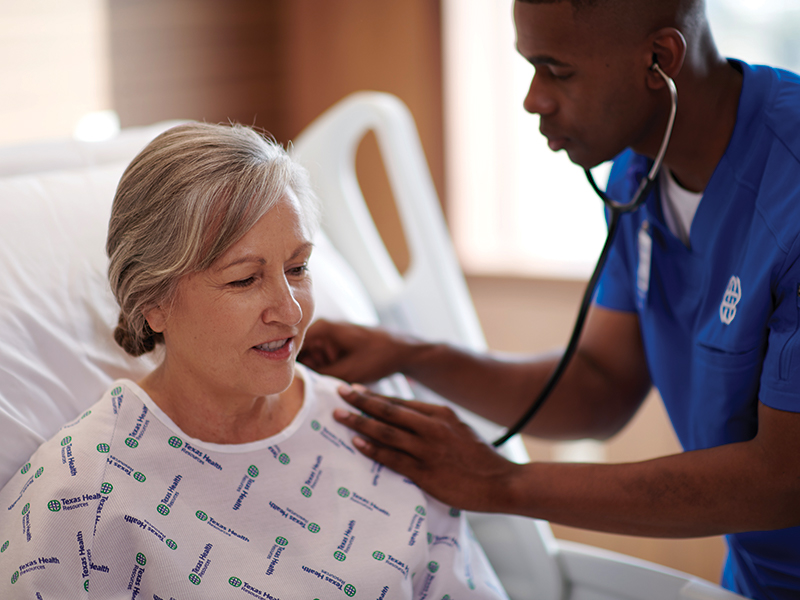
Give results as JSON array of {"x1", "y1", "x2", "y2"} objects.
[
  {"x1": 333, "y1": 383, "x2": 521, "y2": 512},
  {"x1": 299, "y1": 319, "x2": 417, "y2": 383}
]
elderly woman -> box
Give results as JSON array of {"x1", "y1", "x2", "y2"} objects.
[{"x1": 0, "y1": 123, "x2": 507, "y2": 599}]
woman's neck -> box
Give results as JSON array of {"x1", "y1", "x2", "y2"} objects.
[{"x1": 138, "y1": 367, "x2": 305, "y2": 445}]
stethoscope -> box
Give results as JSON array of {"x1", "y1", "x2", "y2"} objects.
[{"x1": 493, "y1": 62, "x2": 678, "y2": 447}]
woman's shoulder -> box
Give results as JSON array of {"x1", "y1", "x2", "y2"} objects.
[{"x1": 0, "y1": 381, "x2": 137, "y2": 498}]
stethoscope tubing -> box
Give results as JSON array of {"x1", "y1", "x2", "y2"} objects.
[{"x1": 492, "y1": 63, "x2": 677, "y2": 447}]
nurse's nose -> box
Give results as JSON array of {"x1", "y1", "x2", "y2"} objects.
[{"x1": 523, "y1": 72, "x2": 557, "y2": 116}]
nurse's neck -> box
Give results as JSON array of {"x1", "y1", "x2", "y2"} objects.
[{"x1": 661, "y1": 50, "x2": 743, "y2": 194}]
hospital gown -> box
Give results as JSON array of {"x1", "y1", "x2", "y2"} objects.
[{"x1": 0, "y1": 365, "x2": 508, "y2": 599}]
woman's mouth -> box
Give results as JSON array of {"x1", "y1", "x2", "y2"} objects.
[
  {"x1": 252, "y1": 338, "x2": 294, "y2": 360},
  {"x1": 255, "y1": 339, "x2": 290, "y2": 352}
]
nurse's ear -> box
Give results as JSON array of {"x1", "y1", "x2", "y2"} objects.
[{"x1": 647, "y1": 27, "x2": 686, "y2": 89}]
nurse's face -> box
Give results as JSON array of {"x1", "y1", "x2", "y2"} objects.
[
  {"x1": 149, "y1": 190, "x2": 315, "y2": 404},
  {"x1": 514, "y1": 1, "x2": 659, "y2": 169}
]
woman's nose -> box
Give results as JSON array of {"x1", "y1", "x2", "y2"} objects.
[
  {"x1": 262, "y1": 280, "x2": 303, "y2": 326},
  {"x1": 523, "y1": 73, "x2": 557, "y2": 116}
]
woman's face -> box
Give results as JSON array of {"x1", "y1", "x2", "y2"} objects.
[{"x1": 147, "y1": 190, "x2": 315, "y2": 404}]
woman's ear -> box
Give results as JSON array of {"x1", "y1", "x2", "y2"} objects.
[
  {"x1": 143, "y1": 306, "x2": 167, "y2": 334},
  {"x1": 647, "y1": 27, "x2": 686, "y2": 89}
]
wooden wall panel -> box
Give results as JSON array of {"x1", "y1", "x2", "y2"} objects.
[
  {"x1": 108, "y1": 0, "x2": 287, "y2": 134},
  {"x1": 107, "y1": 0, "x2": 444, "y2": 270},
  {"x1": 282, "y1": 0, "x2": 445, "y2": 272}
]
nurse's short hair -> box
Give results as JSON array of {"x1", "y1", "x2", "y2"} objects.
[
  {"x1": 106, "y1": 122, "x2": 319, "y2": 357},
  {"x1": 515, "y1": 0, "x2": 703, "y2": 16}
]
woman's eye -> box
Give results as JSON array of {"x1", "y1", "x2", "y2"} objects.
[
  {"x1": 288, "y1": 264, "x2": 309, "y2": 277},
  {"x1": 229, "y1": 277, "x2": 255, "y2": 288}
]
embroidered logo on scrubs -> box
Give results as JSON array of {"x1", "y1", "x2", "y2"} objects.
[{"x1": 720, "y1": 276, "x2": 742, "y2": 325}]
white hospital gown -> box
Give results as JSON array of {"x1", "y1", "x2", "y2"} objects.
[{"x1": 0, "y1": 365, "x2": 508, "y2": 599}]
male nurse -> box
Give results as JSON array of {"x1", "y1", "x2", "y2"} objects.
[{"x1": 301, "y1": 1, "x2": 800, "y2": 598}]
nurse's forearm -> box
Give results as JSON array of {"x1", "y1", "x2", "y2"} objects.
[
  {"x1": 402, "y1": 306, "x2": 651, "y2": 441},
  {"x1": 336, "y1": 390, "x2": 800, "y2": 536},
  {"x1": 401, "y1": 343, "x2": 643, "y2": 440},
  {"x1": 499, "y1": 441, "x2": 800, "y2": 536}
]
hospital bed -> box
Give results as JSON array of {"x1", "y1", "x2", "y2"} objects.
[{"x1": 0, "y1": 93, "x2": 743, "y2": 600}]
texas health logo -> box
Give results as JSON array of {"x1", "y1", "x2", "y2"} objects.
[{"x1": 720, "y1": 276, "x2": 742, "y2": 325}]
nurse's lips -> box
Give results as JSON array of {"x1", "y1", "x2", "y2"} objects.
[
  {"x1": 545, "y1": 134, "x2": 569, "y2": 151},
  {"x1": 540, "y1": 125, "x2": 568, "y2": 151}
]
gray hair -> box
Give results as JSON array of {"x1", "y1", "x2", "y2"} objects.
[{"x1": 107, "y1": 122, "x2": 319, "y2": 357}]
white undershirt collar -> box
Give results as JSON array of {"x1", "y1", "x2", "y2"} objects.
[{"x1": 659, "y1": 166, "x2": 704, "y2": 247}]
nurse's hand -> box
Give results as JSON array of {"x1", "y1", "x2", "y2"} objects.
[
  {"x1": 333, "y1": 383, "x2": 521, "y2": 512},
  {"x1": 299, "y1": 319, "x2": 416, "y2": 384}
]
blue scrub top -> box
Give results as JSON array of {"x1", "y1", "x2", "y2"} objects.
[{"x1": 595, "y1": 60, "x2": 800, "y2": 600}]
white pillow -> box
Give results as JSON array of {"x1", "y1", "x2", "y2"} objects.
[{"x1": 0, "y1": 157, "x2": 382, "y2": 489}]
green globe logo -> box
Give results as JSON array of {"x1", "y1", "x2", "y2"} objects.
[
  {"x1": 1, "y1": 541, "x2": 9, "y2": 553},
  {"x1": 337, "y1": 487, "x2": 350, "y2": 498},
  {"x1": 156, "y1": 504, "x2": 170, "y2": 516},
  {"x1": 188, "y1": 573, "x2": 201, "y2": 585},
  {"x1": 165, "y1": 539, "x2": 178, "y2": 550},
  {"x1": 300, "y1": 486, "x2": 312, "y2": 498},
  {"x1": 415, "y1": 505, "x2": 426, "y2": 516},
  {"x1": 11, "y1": 571, "x2": 19, "y2": 585},
  {"x1": 47, "y1": 499, "x2": 62, "y2": 512},
  {"x1": 196, "y1": 510, "x2": 209, "y2": 522},
  {"x1": 344, "y1": 584, "x2": 356, "y2": 597},
  {"x1": 84, "y1": 579, "x2": 90, "y2": 591},
  {"x1": 311, "y1": 420, "x2": 321, "y2": 431},
  {"x1": 168, "y1": 436, "x2": 183, "y2": 449},
  {"x1": 112, "y1": 386, "x2": 122, "y2": 396},
  {"x1": 229, "y1": 577, "x2": 243, "y2": 588},
  {"x1": 468, "y1": 578, "x2": 476, "y2": 590},
  {"x1": 136, "y1": 552, "x2": 147, "y2": 566},
  {"x1": 247, "y1": 465, "x2": 259, "y2": 478},
  {"x1": 97, "y1": 443, "x2": 110, "y2": 453},
  {"x1": 275, "y1": 536, "x2": 288, "y2": 547},
  {"x1": 21, "y1": 503, "x2": 29, "y2": 516},
  {"x1": 333, "y1": 551, "x2": 346, "y2": 562},
  {"x1": 307, "y1": 522, "x2": 320, "y2": 534},
  {"x1": 449, "y1": 508, "x2": 461, "y2": 518},
  {"x1": 278, "y1": 453, "x2": 290, "y2": 465},
  {"x1": 61, "y1": 436, "x2": 72, "y2": 447},
  {"x1": 427, "y1": 533, "x2": 433, "y2": 544},
  {"x1": 133, "y1": 472, "x2": 146, "y2": 483},
  {"x1": 372, "y1": 551, "x2": 385, "y2": 561},
  {"x1": 35, "y1": 467, "x2": 44, "y2": 478},
  {"x1": 427, "y1": 561, "x2": 439, "y2": 573},
  {"x1": 100, "y1": 482, "x2": 113, "y2": 494},
  {"x1": 20, "y1": 463, "x2": 31, "y2": 475},
  {"x1": 442, "y1": 596, "x2": 451, "y2": 600},
  {"x1": 125, "y1": 437, "x2": 139, "y2": 449},
  {"x1": 81, "y1": 410, "x2": 92, "y2": 419}
]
